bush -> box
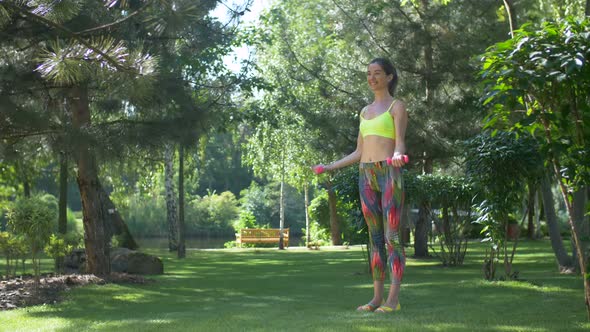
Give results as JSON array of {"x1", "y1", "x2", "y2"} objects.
[
  {"x1": 44, "y1": 234, "x2": 72, "y2": 274},
  {"x1": 233, "y1": 210, "x2": 258, "y2": 231},
  {"x1": 187, "y1": 190, "x2": 239, "y2": 236},
  {"x1": 307, "y1": 188, "x2": 360, "y2": 245},
  {"x1": 303, "y1": 221, "x2": 331, "y2": 249},
  {"x1": 7, "y1": 196, "x2": 54, "y2": 286},
  {"x1": 0, "y1": 231, "x2": 15, "y2": 277},
  {"x1": 406, "y1": 174, "x2": 474, "y2": 266},
  {"x1": 118, "y1": 195, "x2": 167, "y2": 238}
]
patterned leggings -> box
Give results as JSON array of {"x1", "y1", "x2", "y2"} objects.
[{"x1": 359, "y1": 161, "x2": 405, "y2": 284}]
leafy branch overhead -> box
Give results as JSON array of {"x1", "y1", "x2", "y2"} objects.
[{"x1": 0, "y1": 0, "x2": 175, "y2": 83}]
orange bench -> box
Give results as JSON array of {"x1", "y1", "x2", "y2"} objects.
[{"x1": 236, "y1": 228, "x2": 289, "y2": 247}]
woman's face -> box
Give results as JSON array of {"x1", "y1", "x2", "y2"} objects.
[{"x1": 367, "y1": 63, "x2": 391, "y2": 92}]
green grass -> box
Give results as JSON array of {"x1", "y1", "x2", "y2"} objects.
[{"x1": 1, "y1": 240, "x2": 589, "y2": 332}]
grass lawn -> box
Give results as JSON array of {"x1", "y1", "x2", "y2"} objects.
[{"x1": 1, "y1": 239, "x2": 589, "y2": 332}]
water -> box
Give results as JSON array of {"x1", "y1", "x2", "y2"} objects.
[
  {"x1": 136, "y1": 235, "x2": 304, "y2": 249},
  {"x1": 136, "y1": 237, "x2": 231, "y2": 249}
]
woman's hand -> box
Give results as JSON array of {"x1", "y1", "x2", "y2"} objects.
[
  {"x1": 386, "y1": 154, "x2": 409, "y2": 167},
  {"x1": 312, "y1": 164, "x2": 327, "y2": 175}
]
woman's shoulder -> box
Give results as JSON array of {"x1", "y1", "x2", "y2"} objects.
[
  {"x1": 390, "y1": 99, "x2": 407, "y2": 115},
  {"x1": 360, "y1": 105, "x2": 369, "y2": 116}
]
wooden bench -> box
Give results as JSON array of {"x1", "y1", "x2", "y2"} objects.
[{"x1": 235, "y1": 228, "x2": 289, "y2": 247}]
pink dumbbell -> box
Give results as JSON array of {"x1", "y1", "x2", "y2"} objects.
[
  {"x1": 386, "y1": 155, "x2": 409, "y2": 166},
  {"x1": 313, "y1": 165, "x2": 325, "y2": 175}
]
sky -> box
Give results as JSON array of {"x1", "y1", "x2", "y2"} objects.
[{"x1": 211, "y1": 0, "x2": 273, "y2": 72}]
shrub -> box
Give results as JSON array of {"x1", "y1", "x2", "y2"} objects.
[
  {"x1": 44, "y1": 234, "x2": 72, "y2": 274},
  {"x1": 304, "y1": 221, "x2": 331, "y2": 249},
  {"x1": 405, "y1": 174, "x2": 474, "y2": 266},
  {"x1": 233, "y1": 210, "x2": 258, "y2": 231},
  {"x1": 0, "y1": 231, "x2": 15, "y2": 277},
  {"x1": 7, "y1": 196, "x2": 54, "y2": 287},
  {"x1": 118, "y1": 195, "x2": 167, "y2": 237},
  {"x1": 186, "y1": 190, "x2": 239, "y2": 236}
]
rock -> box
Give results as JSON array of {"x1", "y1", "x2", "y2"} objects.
[
  {"x1": 64, "y1": 249, "x2": 86, "y2": 270},
  {"x1": 110, "y1": 249, "x2": 164, "y2": 275},
  {"x1": 63, "y1": 247, "x2": 163, "y2": 275}
]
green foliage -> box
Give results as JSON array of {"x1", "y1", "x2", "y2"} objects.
[
  {"x1": 7, "y1": 195, "x2": 54, "y2": 284},
  {"x1": 465, "y1": 131, "x2": 542, "y2": 216},
  {"x1": 465, "y1": 131, "x2": 543, "y2": 279},
  {"x1": 118, "y1": 190, "x2": 240, "y2": 238},
  {"x1": 7, "y1": 196, "x2": 55, "y2": 251},
  {"x1": 187, "y1": 190, "x2": 239, "y2": 235},
  {"x1": 405, "y1": 173, "x2": 474, "y2": 266},
  {"x1": 304, "y1": 221, "x2": 332, "y2": 248},
  {"x1": 44, "y1": 234, "x2": 72, "y2": 274},
  {"x1": 308, "y1": 186, "x2": 360, "y2": 244},
  {"x1": 233, "y1": 210, "x2": 258, "y2": 231},
  {"x1": 238, "y1": 180, "x2": 306, "y2": 232},
  {"x1": 239, "y1": 181, "x2": 273, "y2": 226},
  {"x1": 0, "y1": 231, "x2": 14, "y2": 277},
  {"x1": 308, "y1": 190, "x2": 330, "y2": 230},
  {"x1": 1, "y1": 234, "x2": 28, "y2": 276},
  {"x1": 118, "y1": 195, "x2": 167, "y2": 238},
  {"x1": 480, "y1": 18, "x2": 590, "y2": 190}
]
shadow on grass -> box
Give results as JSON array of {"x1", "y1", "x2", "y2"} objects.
[{"x1": 4, "y1": 240, "x2": 589, "y2": 332}]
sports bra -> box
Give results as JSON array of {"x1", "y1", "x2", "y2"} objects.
[{"x1": 359, "y1": 100, "x2": 396, "y2": 139}]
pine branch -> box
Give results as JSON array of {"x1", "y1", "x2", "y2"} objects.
[
  {"x1": 330, "y1": 0, "x2": 391, "y2": 57},
  {"x1": 74, "y1": 0, "x2": 153, "y2": 35},
  {"x1": 280, "y1": 33, "x2": 355, "y2": 97},
  {"x1": 2, "y1": 2, "x2": 132, "y2": 73}
]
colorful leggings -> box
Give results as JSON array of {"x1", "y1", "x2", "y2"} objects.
[{"x1": 359, "y1": 161, "x2": 405, "y2": 284}]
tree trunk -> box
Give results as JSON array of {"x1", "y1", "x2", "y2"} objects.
[
  {"x1": 527, "y1": 182, "x2": 535, "y2": 239},
  {"x1": 97, "y1": 181, "x2": 138, "y2": 250},
  {"x1": 58, "y1": 151, "x2": 68, "y2": 235},
  {"x1": 414, "y1": 154, "x2": 432, "y2": 257},
  {"x1": 572, "y1": 187, "x2": 589, "y2": 272},
  {"x1": 326, "y1": 180, "x2": 341, "y2": 245},
  {"x1": 539, "y1": 116, "x2": 590, "y2": 317},
  {"x1": 177, "y1": 144, "x2": 186, "y2": 259},
  {"x1": 541, "y1": 174, "x2": 574, "y2": 271},
  {"x1": 18, "y1": 159, "x2": 31, "y2": 198},
  {"x1": 69, "y1": 85, "x2": 110, "y2": 276},
  {"x1": 414, "y1": 199, "x2": 430, "y2": 257},
  {"x1": 586, "y1": 0, "x2": 590, "y2": 17},
  {"x1": 57, "y1": 151, "x2": 68, "y2": 272},
  {"x1": 420, "y1": 0, "x2": 435, "y2": 103},
  {"x1": 279, "y1": 179, "x2": 285, "y2": 250},
  {"x1": 502, "y1": 0, "x2": 518, "y2": 36},
  {"x1": 278, "y1": 153, "x2": 286, "y2": 250},
  {"x1": 534, "y1": 188, "x2": 541, "y2": 239},
  {"x1": 164, "y1": 143, "x2": 178, "y2": 251},
  {"x1": 416, "y1": 0, "x2": 435, "y2": 257},
  {"x1": 304, "y1": 184, "x2": 310, "y2": 248}
]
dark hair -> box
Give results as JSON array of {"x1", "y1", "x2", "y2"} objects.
[{"x1": 369, "y1": 58, "x2": 398, "y2": 96}]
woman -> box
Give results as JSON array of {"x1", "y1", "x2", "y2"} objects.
[{"x1": 313, "y1": 58, "x2": 408, "y2": 313}]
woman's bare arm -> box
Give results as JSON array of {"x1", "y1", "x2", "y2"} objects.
[{"x1": 391, "y1": 100, "x2": 408, "y2": 167}]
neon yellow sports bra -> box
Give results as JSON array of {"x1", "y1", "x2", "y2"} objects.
[{"x1": 359, "y1": 100, "x2": 396, "y2": 139}]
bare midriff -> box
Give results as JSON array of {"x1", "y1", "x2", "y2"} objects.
[{"x1": 360, "y1": 136, "x2": 396, "y2": 163}]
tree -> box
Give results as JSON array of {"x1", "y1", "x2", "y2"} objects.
[
  {"x1": 480, "y1": 17, "x2": 590, "y2": 318},
  {"x1": 1, "y1": 0, "x2": 248, "y2": 272},
  {"x1": 243, "y1": 107, "x2": 317, "y2": 248},
  {"x1": 465, "y1": 131, "x2": 543, "y2": 280},
  {"x1": 164, "y1": 143, "x2": 178, "y2": 251},
  {"x1": 540, "y1": 172, "x2": 574, "y2": 272},
  {"x1": 8, "y1": 196, "x2": 54, "y2": 290},
  {"x1": 257, "y1": 0, "x2": 507, "y2": 254}
]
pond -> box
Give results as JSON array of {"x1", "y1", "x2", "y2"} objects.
[
  {"x1": 136, "y1": 235, "x2": 304, "y2": 249},
  {"x1": 136, "y1": 237, "x2": 231, "y2": 249}
]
